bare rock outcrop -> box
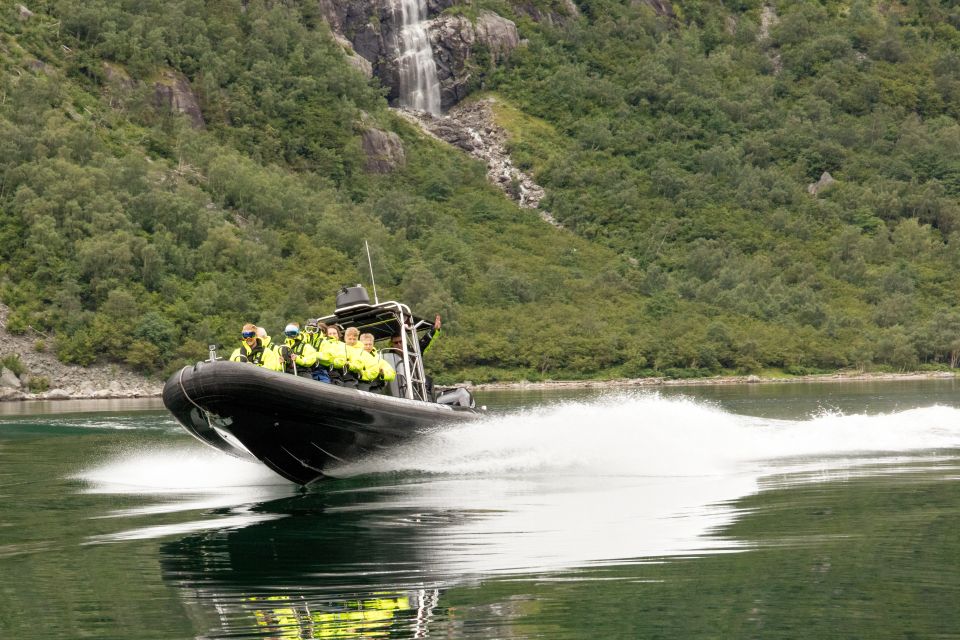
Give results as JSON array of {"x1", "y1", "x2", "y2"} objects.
[
  {"x1": 512, "y1": 0, "x2": 579, "y2": 25},
  {"x1": 632, "y1": 0, "x2": 675, "y2": 18},
  {"x1": 318, "y1": 0, "x2": 407, "y2": 104},
  {"x1": 153, "y1": 69, "x2": 205, "y2": 129},
  {"x1": 103, "y1": 62, "x2": 136, "y2": 90},
  {"x1": 332, "y1": 32, "x2": 374, "y2": 77},
  {"x1": 429, "y1": 11, "x2": 520, "y2": 109},
  {"x1": 0, "y1": 304, "x2": 163, "y2": 401},
  {"x1": 361, "y1": 127, "x2": 406, "y2": 173},
  {"x1": 808, "y1": 171, "x2": 836, "y2": 196},
  {"x1": 318, "y1": 0, "x2": 518, "y2": 111},
  {"x1": 760, "y1": 5, "x2": 783, "y2": 73},
  {"x1": 403, "y1": 98, "x2": 557, "y2": 225},
  {"x1": 17, "y1": 4, "x2": 34, "y2": 20}
]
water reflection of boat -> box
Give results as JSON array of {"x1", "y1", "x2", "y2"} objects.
[
  {"x1": 162, "y1": 288, "x2": 481, "y2": 485},
  {"x1": 159, "y1": 492, "x2": 443, "y2": 639},
  {"x1": 243, "y1": 592, "x2": 438, "y2": 639}
]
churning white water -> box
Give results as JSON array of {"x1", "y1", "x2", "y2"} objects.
[
  {"x1": 321, "y1": 395, "x2": 960, "y2": 574},
  {"x1": 392, "y1": 0, "x2": 441, "y2": 114},
  {"x1": 76, "y1": 394, "x2": 960, "y2": 569},
  {"x1": 331, "y1": 394, "x2": 960, "y2": 478}
]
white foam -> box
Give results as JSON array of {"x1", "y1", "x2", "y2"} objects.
[
  {"x1": 74, "y1": 445, "x2": 288, "y2": 493},
  {"x1": 74, "y1": 395, "x2": 960, "y2": 564},
  {"x1": 330, "y1": 395, "x2": 960, "y2": 479},
  {"x1": 319, "y1": 395, "x2": 960, "y2": 574}
]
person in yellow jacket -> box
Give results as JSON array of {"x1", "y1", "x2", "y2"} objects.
[
  {"x1": 317, "y1": 324, "x2": 347, "y2": 385},
  {"x1": 303, "y1": 319, "x2": 331, "y2": 382},
  {"x1": 303, "y1": 319, "x2": 327, "y2": 350},
  {"x1": 279, "y1": 322, "x2": 318, "y2": 377},
  {"x1": 230, "y1": 323, "x2": 283, "y2": 371},
  {"x1": 341, "y1": 327, "x2": 366, "y2": 388},
  {"x1": 359, "y1": 332, "x2": 396, "y2": 392}
]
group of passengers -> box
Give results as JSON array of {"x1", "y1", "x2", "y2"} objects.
[{"x1": 229, "y1": 315, "x2": 441, "y2": 393}]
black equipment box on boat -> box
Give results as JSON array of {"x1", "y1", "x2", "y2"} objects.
[{"x1": 335, "y1": 285, "x2": 370, "y2": 310}]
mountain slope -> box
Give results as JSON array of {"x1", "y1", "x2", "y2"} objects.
[{"x1": 2, "y1": 0, "x2": 959, "y2": 383}]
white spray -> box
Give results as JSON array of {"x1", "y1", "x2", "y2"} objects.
[{"x1": 76, "y1": 395, "x2": 960, "y2": 571}]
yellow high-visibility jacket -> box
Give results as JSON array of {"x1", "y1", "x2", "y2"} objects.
[
  {"x1": 282, "y1": 335, "x2": 318, "y2": 369},
  {"x1": 317, "y1": 337, "x2": 347, "y2": 369},
  {"x1": 229, "y1": 337, "x2": 283, "y2": 371}
]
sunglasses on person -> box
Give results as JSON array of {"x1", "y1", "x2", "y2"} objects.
[
  {"x1": 242, "y1": 330, "x2": 256, "y2": 339},
  {"x1": 284, "y1": 328, "x2": 300, "y2": 337},
  {"x1": 305, "y1": 326, "x2": 318, "y2": 334}
]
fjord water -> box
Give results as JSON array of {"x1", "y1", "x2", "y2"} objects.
[{"x1": 1, "y1": 381, "x2": 959, "y2": 639}]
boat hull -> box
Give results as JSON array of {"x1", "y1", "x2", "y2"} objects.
[{"x1": 163, "y1": 360, "x2": 477, "y2": 485}]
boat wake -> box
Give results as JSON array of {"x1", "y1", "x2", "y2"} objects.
[
  {"x1": 75, "y1": 394, "x2": 960, "y2": 570},
  {"x1": 313, "y1": 395, "x2": 960, "y2": 574},
  {"x1": 330, "y1": 394, "x2": 960, "y2": 479},
  {"x1": 75, "y1": 446, "x2": 286, "y2": 493}
]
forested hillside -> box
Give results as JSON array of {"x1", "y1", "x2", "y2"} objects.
[{"x1": 2, "y1": 0, "x2": 959, "y2": 383}]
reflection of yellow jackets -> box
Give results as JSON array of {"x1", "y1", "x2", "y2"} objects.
[
  {"x1": 249, "y1": 594, "x2": 409, "y2": 638},
  {"x1": 317, "y1": 337, "x2": 347, "y2": 369}
]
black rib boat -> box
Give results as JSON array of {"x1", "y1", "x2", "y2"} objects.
[{"x1": 162, "y1": 287, "x2": 480, "y2": 485}]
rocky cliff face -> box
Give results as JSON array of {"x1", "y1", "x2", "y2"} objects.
[
  {"x1": 361, "y1": 126, "x2": 406, "y2": 173},
  {"x1": 429, "y1": 11, "x2": 520, "y2": 109},
  {"x1": 153, "y1": 69, "x2": 205, "y2": 129},
  {"x1": 319, "y1": 0, "x2": 519, "y2": 111},
  {"x1": 512, "y1": 0, "x2": 579, "y2": 26},
  {"x1": 0, "y1": 305, "x2": 162, "y2": 401},
  {"x1": 403, "y1": 98, "x2": 556, "y2": 224}
]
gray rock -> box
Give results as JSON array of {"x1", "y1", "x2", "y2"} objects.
[
  {"x1": 405, "y1": 98, "x2": 553, "y2": 219},
  {"x1": 430, "y1": 15, "x2": 477, "y2": 109},
  {"x1": 153, "y1": 69, "x2": 205, "y2": 129},
  {"x1": 361, "y1": 128, "x2": 406, "y2": 173},
  {"x1": 429, "y1": 12, "x2": 519, "y2": 110},
  {"x1": 807, "y1": 171, "x2": 836, "y2": 196},
  {"x1": 1, "y1": 368, "x2": 22, "y2": 389},
  {"x1": 474, "y1": 12, "x2": 520, "y2": 55},
  {"x1": 512, "y1": 0, "x2": 579, "y2": 25},
  {"x1": 103, "y1": 62, "x2": 137, "y2": 91},
  {"x1": 632, "y1": 0, "x2": 676, "y2": 18},
  {"x1": 0, "y1": 388, "x2": 24, "y2": 401},
  {"x1": 18, "y1": 4, "x2": 34, "y2": 20},
  {"x1": 44, "y1": 389, "x2": 71, "y2": 400},
  {"x1": 318, "y1": 0, "x2": 404, "y2": 103},
  {"x1": 317, "y1": 0, "x2": 518, "y2": 111},
  {"x1": 332, "y1": 33, "x2": 373, "y2": 77}
]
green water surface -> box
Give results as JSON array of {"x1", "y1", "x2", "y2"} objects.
[{"x1": 0, "y1": 381, "x2": 958, "y2": 639}]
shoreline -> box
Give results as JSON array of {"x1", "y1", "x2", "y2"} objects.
[
  {"x1": 464, "y1": 370, "x2": 958, "y2": 391},
  {"x1": 1, "y1": 357, "x2": 956, "y2": 404}
]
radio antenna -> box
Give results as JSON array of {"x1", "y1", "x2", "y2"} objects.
[{"x1": 365, "y1": 240, "x2": 379, "y2": 304}]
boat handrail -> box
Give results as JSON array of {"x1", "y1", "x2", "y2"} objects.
[{"x1": 317, "y1": 300, "x2": 430, "y2": 402}]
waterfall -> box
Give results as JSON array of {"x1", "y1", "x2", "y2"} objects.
[{"x1": 392, "y1": 0, "x2": 441, "y2": 115}]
